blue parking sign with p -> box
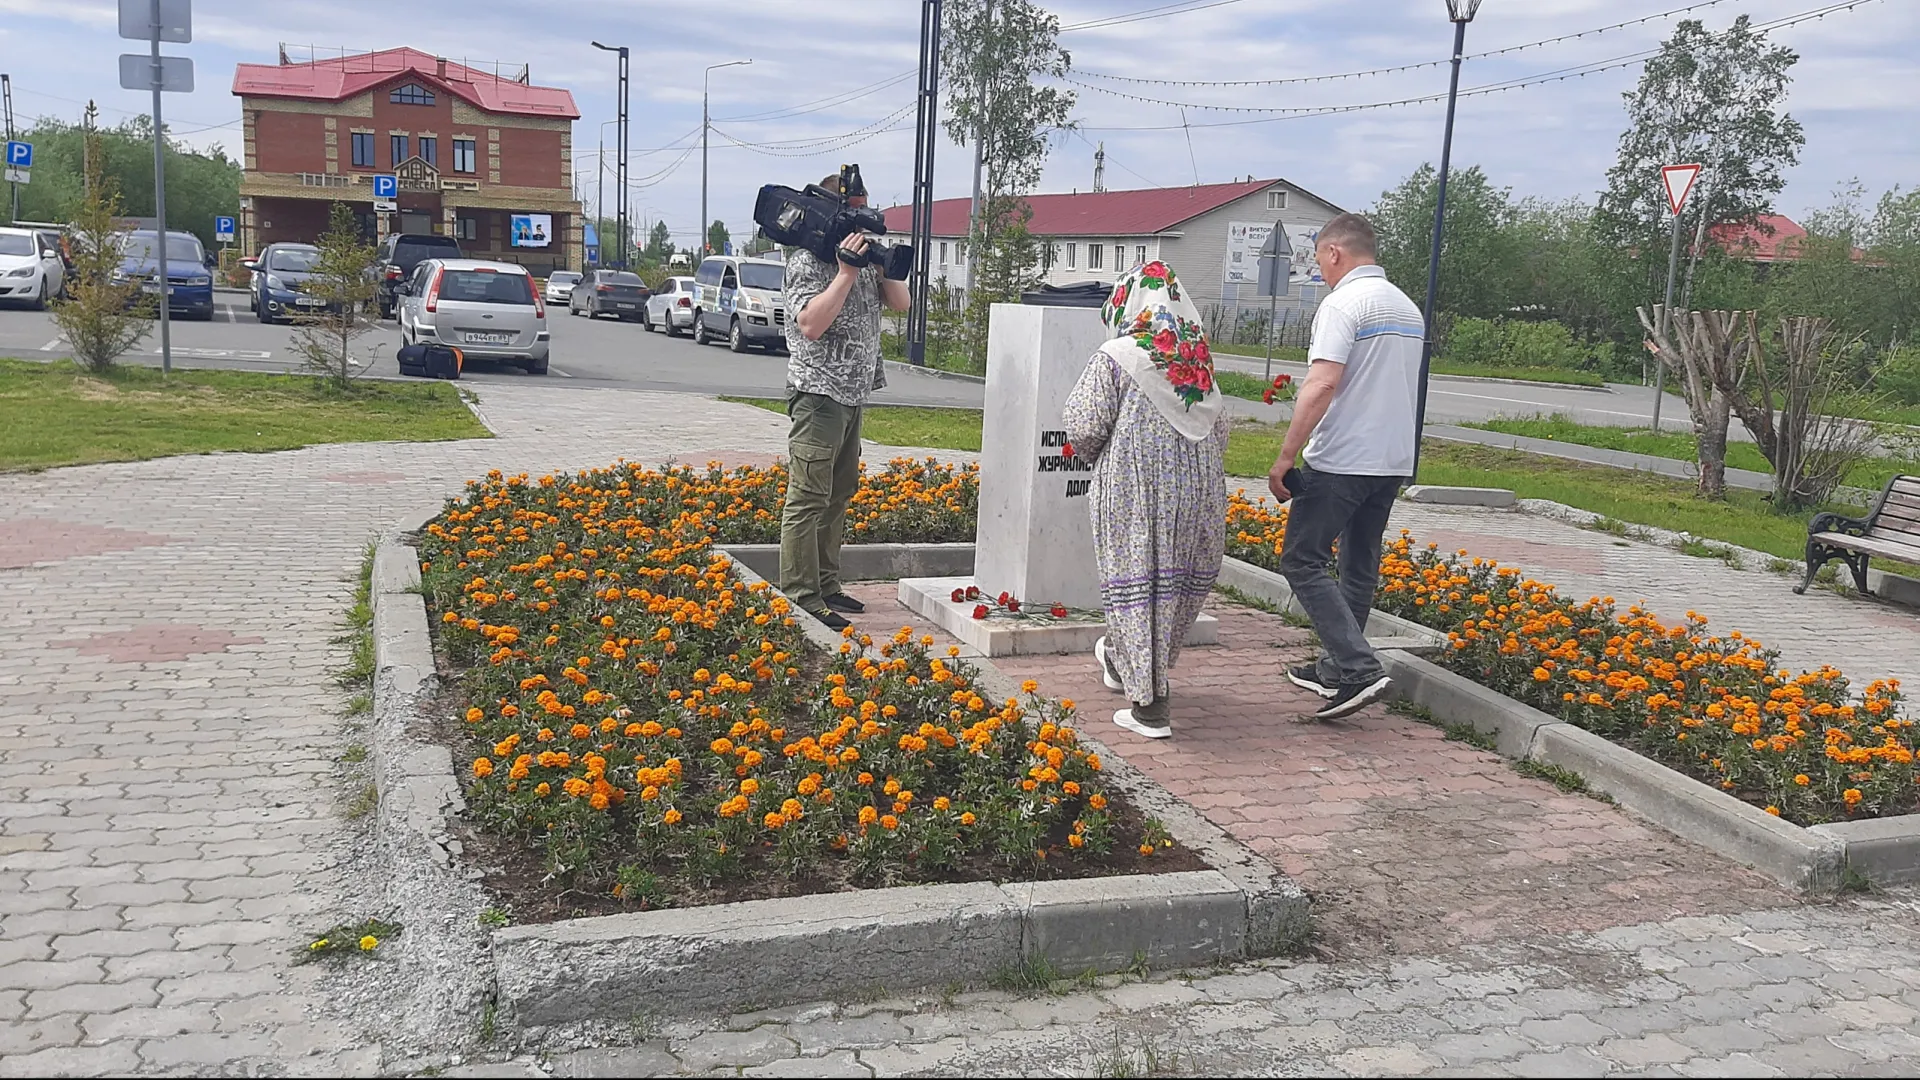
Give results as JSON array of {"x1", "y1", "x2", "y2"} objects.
[
  {"x1": 372, "y1": 174, "x2": 398, "y2": 200},
  {"x1": 5, "y1": 141, "x2": 30, "y2": 169},
  {"x1": 214, "y1": 216, "x2": 235, "y2": 242}
]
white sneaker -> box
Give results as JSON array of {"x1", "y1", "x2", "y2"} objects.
[
  {"x1": 1093, "y1": 637, "x2": 1124, "y2": 693},
  {"x1": 1113, "y1": 708, "x2": 1171, "y2": 739}
]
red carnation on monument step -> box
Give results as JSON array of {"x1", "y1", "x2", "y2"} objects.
[
  {"x1": 997, "y1": 591, "x2": 1011, "y2": 606},
  {"x1": 972, "y1": 604, "x2": 989, "y2": 620},
  {"x1": 951, "y1": 588, "x2": 966, "y2": 603},
  {"x1": 1050, "y1": 603, "x2": 1068, "y2": 618},
  {"x1": 966, "y1": 586, "x2": 981, "y2": 600},
  {"x1": 1006, "y1": 597, "x2": 1021, "y2": 613}
]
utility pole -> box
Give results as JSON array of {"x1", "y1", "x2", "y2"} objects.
[
  {"x1": 965, "y1": 0, "x2": 993, "y2": 299},
  {"x1": 702, "y1": 59, "x2": 752, "y2": 259},
  {"x1": 906, "y1": 0, "x2": 943, "y2": 366},
  {"x1": 592, "y1": 42, "x2": 630, "y2": 268},
  {"x1": 83, "y1": 101, "x2": 96, "y2": 200},
  {"x1": 2, "y1": 74, "x2": 16, "y2": 224},
  {"x1": 1092, "y1": 141, "x2": 1105, "y2": 193}
]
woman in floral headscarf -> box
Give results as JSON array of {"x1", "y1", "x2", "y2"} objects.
[{"x1": 1062, "y1": 261, "x2": 1230, "y2": 739}]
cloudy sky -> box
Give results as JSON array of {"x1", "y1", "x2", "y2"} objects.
[{"x1": 0, "y1": 0, "x2": 1911, "y2": 246}]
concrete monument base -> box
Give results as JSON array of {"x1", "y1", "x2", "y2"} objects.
[{"x1": 898, "y1": 576, "x2": 1219, "y2": 658}]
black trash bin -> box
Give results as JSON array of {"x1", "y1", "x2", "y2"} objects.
[{"x1": 1018, "y1": 281, "x2": 1111, "y2": 308}]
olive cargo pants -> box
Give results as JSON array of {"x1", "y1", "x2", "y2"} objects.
[{"x1": 779, "y1": 391, "x2": 863, "y2": 614}]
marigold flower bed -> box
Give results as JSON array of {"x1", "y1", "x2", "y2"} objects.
[
  {"x1": 1226, "y1": 492, "x2": 1916, "y2": 826},
  {"x1": 415, "y1": 461, "x2": 1193, "y2": 917}
]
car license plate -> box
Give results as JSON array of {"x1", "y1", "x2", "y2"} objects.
[
  {"x1": 615, "y1": 302, "x2": 635, "y2": 309},
  {"x1": 297, "y1": 297, "x2": 323, "y2": 306},
  {"x1": 464, "y1": 332, "x2": 514, "y2": 345},
  {"x1": 142, "y1": 284, "x2": 175, "y2": 295}
]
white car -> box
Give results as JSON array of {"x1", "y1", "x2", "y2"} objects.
[
  {"x1": 0, "y1": 226, "x2": 66, "y2": 309},
  {"x1": 544, "y1": 270, "x2": 581, "y2": 305},
  {"x1": 644, "y1": 276, "x2": 696, "y2": 335},
  {"x1": 397, "y1": 258, "x2": 551, "y2": 375}
]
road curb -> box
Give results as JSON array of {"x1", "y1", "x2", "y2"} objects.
[
  {"x1": 1378, "y1": 648, "x2": 1920, "y2": 891},
  {"x1": 885, "y1": 359, "x2": 985, "y2": 384}
]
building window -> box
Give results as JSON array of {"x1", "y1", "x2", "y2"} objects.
[
  {"x1": 350, "y1": 132, "x2": 374, "y2": 168},
  {"x1": 418, "y1": 136, "x2": 437, "y2": 167},
  {"x1": 391, "y1": 134, "x2": 409, "y2": 167},
  {"x1": 1042, "y1": 243, "x2": 1055, "y2": 271},
  {"x1": 456, "y1": 217, "x2": 479, "y2": 241},
  {"x1": 1066, "y1": 242, "x2": 1076, "y2": 269},
  {"x1": 1267, "y1": 190, "x2": 1288, "y2": 210},
  {"x1": 452, "y1": 138, "x2": 476, "y2": 174},
  {"x1": 1135, "y1": 244, "x2": 1147, "y2": 267},
  {"x1": 1088, "y1": 243, "x2": 1104, "y2": 270},
  {"x1": 938, "y1": 241, "x2": 947, "y2": 265},
  {"x1": 391, "y1": 84, "x2": 435, "y2": 106}
]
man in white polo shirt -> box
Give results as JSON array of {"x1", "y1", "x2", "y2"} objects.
[{"x1": 1266, "y1": 213, "x2": 1425, "y2": 720}]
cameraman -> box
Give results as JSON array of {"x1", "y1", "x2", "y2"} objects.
[{"x1": 779, "y1": 173, "x2": 911, "y2": 629}]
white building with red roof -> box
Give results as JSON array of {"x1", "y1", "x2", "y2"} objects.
[
  {"x1": 232, "y1": 47, "x2": 584, "y2": 272},
  {"x1": 881, "y1": 177, "x2": 1348, "y2": 323}
]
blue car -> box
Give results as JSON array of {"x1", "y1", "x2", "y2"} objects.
[
  {"x1": 245, "y1": 242, "x2": 328, "y2": 325},
  {"x1": 115, "y1": 230, "x2": 215, "y2": 321}
]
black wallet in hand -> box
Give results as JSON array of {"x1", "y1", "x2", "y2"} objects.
[{"x1": 1277, "y1": 467, "x2": 1304, "y2": 503}]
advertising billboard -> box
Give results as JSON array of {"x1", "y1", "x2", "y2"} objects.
[{"x1": 510, "y1": 213, "x2": 552, "y2": 248}]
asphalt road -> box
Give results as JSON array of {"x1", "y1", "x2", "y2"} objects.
[{"x1": 2, "y1": 289, "x2": 1706, "y2": 425}]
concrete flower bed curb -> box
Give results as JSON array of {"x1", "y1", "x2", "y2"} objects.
[
  {"x1": 369, "y1": 522, "x2": 1309, "y2": 1031},
  {"x1": 1213, "y1": 556, "x2": 1448, "y2": 653},
  {"x1": 1383, "y1": 649, "x2": 1920, "y2": 889}
]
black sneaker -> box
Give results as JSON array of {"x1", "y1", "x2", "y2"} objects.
[
  {"x1": 1313, "y1": 674, "x2": 1393, "y2": 720},
  {"x1": 812, "y1": 608, "x2": 852, "y2": 630},
  {"x1": 823, "y1": 592, "x2": 866, "y2": 614},
  {"x1": 1286, "y1": 663, "x2": 1337, "y2": 699}
]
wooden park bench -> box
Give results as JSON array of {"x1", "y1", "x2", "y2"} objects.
[{"x1": 1797, "y1": 474, "x2": 1920, "y2": 595}]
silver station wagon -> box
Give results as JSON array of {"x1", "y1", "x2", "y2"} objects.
[{"x1": 397, "y1": 258, "x2": 551, "y2": 375}]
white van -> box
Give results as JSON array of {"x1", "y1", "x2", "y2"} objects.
[{"x1": 690, "y1": 255, "x2": 788, "y2": 353}]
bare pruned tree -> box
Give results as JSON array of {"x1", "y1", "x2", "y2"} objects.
[
  {"x1": 1729, "y1": 315, "x2": 1878, "y2": 509},
  {"x1": 1637, "y1": 305, "x2": 1758, "y2": 499}
]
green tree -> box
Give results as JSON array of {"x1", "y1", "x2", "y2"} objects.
[
  {"x1": 707, "y1": 219, "x2": 730, "y2": 256},
  {"x1": 12, "y1": 115, "x2": 240, "y2": 251},
  {"x1": 1597, "y1": 16, "x2": 1803, "y2": 308},
  {"x1": 643, "y1": 220, "x2": 674, "y2": 266},
  {"x1": 51, "y1": 128, "x2": 154, "y2": 373},
  {"x1": 289, "y1": 203, "x2": 380, "y2": 392},
  {"x1": 1371, "y1": 163, "x2": 1519, "y2": 322},
  {"x1": 942, "y1": 0, "x2": 1075, "y2": 368}
]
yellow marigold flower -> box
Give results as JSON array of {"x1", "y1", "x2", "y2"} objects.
[
  {"x1": 359, "y1": 935, "x2": 379, "y2": 951},
  {"x1": 472, "y1": 758, "x2": 494, "y2": 778},
  {"x1": 1794, "y1": 774, "x2": 1810, "y2": 786},
  {"x1": 960, "y1": 811, "x2": 976, "y2": 826},
  {"x1": 309, "y1": 938, "x2": 329, "y2": 951}
]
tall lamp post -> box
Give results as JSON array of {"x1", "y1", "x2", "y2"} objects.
[
  {"x1": 591, "y1": 42, "x2": 629, "y2": 268},
  {"x1": 702, "y1": 59, "x2": 752, "y2": 257},
  {"x1": 594, "y1": 118, "x2": 617, "y2": 264},
  {"x1": 906, "y1": 0, "x2": 944, "y2": 366},
  {"x1": 1411, "y1": 0, "x2": 1483, "y2": 482}
]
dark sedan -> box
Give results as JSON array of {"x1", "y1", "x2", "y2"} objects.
[{"x1": 568, "y1": 269, "x2": 651, "y2": 321}]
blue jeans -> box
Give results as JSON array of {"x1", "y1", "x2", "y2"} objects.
[{"x1": 1277, "y1": 468, "x2": 1404, "y2": 685}]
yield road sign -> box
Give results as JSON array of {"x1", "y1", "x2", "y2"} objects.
[
  {"x1": 119, "y1": 0, "x2": 192, "y2": 43},
  {"x1": 371, "y1": 175, "x2": 398, "y2": 200},
  {"x1": 5, "y1": 141, "x2": 32, "y2": 169},
  {"x1": 1662, "y1": 163, "x2": 1703, "y2": 217},
  {"x1": 118, "y1": 53, "x2": 195, "y2": 92},
  {"x1": 214, "y1": 215, "x2": 235, "y2": 242}
]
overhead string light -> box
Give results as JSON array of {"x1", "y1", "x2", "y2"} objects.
[{"x1": 1070, "y1": 0, "x2": 1741, "y2": 87}]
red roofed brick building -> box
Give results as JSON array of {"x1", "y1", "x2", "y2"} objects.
[
  {"x1": 232, "y1": 47, "x2": 584, "y2": 272},
  {"x1": 881, "y1": 177, "x2": 1346, "y2": 316}
]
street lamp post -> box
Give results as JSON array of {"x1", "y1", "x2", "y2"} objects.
[
  {"x1": 702, "y1": 59, "x2": 752, "y2": 257},
  {"x1": 594, "y1": 119, "x2": 617, "y2": 266},
  {"x1": 1411, "y1": 0, "x2": 1483, "y2": 482},
  {"x1": 591, "y1": 42, "x2": 629, "y2": 268}
]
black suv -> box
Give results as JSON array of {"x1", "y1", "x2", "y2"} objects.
[{"x1": 373, "y1": 233, "x2": 462, "y2": 318}]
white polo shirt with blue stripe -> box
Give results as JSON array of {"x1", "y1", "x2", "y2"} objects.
[{"x1": 1302, "y1": 264, "x2": 1426, "y2": 476}]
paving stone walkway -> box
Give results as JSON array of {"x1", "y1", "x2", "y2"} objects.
[{"x1": 3, "y1": 382, "x2": 1918, "y2": 1077}]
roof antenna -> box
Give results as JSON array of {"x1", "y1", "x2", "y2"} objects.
[{"x1": 1180, "y1": 108, "x2": 1199, "y2": 190}]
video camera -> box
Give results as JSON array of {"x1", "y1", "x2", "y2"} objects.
[{"x1": 753, "y1": 163, "x2": 913, "y2": 280}]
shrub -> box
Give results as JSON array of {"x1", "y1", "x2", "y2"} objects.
[
  {"x1": 1225, "y1": 491, "x2": 1914, "y2": 825},
  {"x1": 1872, "y1": 345, "x2": 1920, "y2": 407},
  {"x1": 1441, "y1": 316, "x2": 1626, "y2": 377}
]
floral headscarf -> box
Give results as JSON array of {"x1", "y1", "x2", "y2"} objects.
[{"x1": 1097, "y1": 260, "x2": 1225, "y2": 441}]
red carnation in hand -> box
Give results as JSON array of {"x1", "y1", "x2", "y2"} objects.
[
  {"x1": 1262, "y1": 388, "x2": 1277, "y2": 405},
  {"x1": 951, "y1": 588, "x2": 966, "y2": 603},
  {"x1": 1062, "y1": 442, "x2": 1075, "y2": 459},
  {"x1": 972, "y1": 604, "x2": 989, "y2": 620},
  {"x1": 1050, "y1": 603, "x2": 1068, "y2": 618}
]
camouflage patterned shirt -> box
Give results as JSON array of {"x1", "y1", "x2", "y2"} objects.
[{"x1": 782, "y1": 249, "x2": 887, "y2": 408}]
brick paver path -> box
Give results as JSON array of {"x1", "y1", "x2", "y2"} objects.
[{"x1": 4, "y1": 385, "x2": 1919, "y2": 1077}]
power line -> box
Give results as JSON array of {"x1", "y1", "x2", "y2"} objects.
[
  {"x1": 570, "y1": 124, "x2": 702, "y2": 159},
  {"x1": 1072, "y1": 0, "x2": 1881, "y2": 130},
  {"x1": 1059, "y1": 0, "x2": 1247, "y2": 33},
  {"x1": 711, "y1": 102, "x2": 918, "y2": 155},
  {"x1": 715, "y1": 70, "x2": 917, "y2": 124},
  {"x1": 1071, "y1": 0, "x2": 1738, "y2": 87}
]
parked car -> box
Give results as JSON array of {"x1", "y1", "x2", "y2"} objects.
[
  {"x1": 113, "y1": 230, "x2": 215, "y2": 320},
  {"x1": 644, "y1": 276, "x2": 696, "y2": 336},
  {"x1": 690, "y1": 255, "x2": 787, "y2": 353},
  {"x1": 244, "y1": 243, "x2": 327, "y2": 324},
  {"x1": 373, "y1": 232, "x2": 462, "y2": 319},
  {"x1": 568, "y1": 269, "x2": 650, "y2": 321},
  {"x1": 544, "y1": 270, "x2": 582, "y2": 305},
  {"x1": 396, "y1": 258, "x2": 549, "y2": 375},
  {"x1": 0, "y1": 226, "x2": 66, "y2": 309}
]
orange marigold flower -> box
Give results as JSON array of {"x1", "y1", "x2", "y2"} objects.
[{"x1": 472, "y1": 758, "x2": 494, "y2": 778}]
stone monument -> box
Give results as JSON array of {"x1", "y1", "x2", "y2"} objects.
[{"x1": 897, "y1": 302, "x2": 1218, "y2": 656}]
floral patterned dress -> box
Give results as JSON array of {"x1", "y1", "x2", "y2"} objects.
[{"x1": 1063, "y1": 350, "x2": 1231, "y2": 706}]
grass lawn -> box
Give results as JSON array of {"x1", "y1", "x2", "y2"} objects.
[
  {"x1": 0, "y1": 359, "x2": 489, "y2": 472},
  {"x1": 1209, "y1": 342, "x2": 1607, "y2": 387},
  {"x1": 1466, "y1": 414, "x2": 1920, "y2": 493},
  {"x1": 732, "y1": 393, "x2": 1873, "y2": 567}
]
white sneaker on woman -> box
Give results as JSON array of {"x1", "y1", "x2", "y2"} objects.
[
  {"x1": 1113, "y1": 708, "x2": 1171, "y2": 739},
  {"x1": 1093, "y1": 637, "x2": 1124, "y2": 692}
]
